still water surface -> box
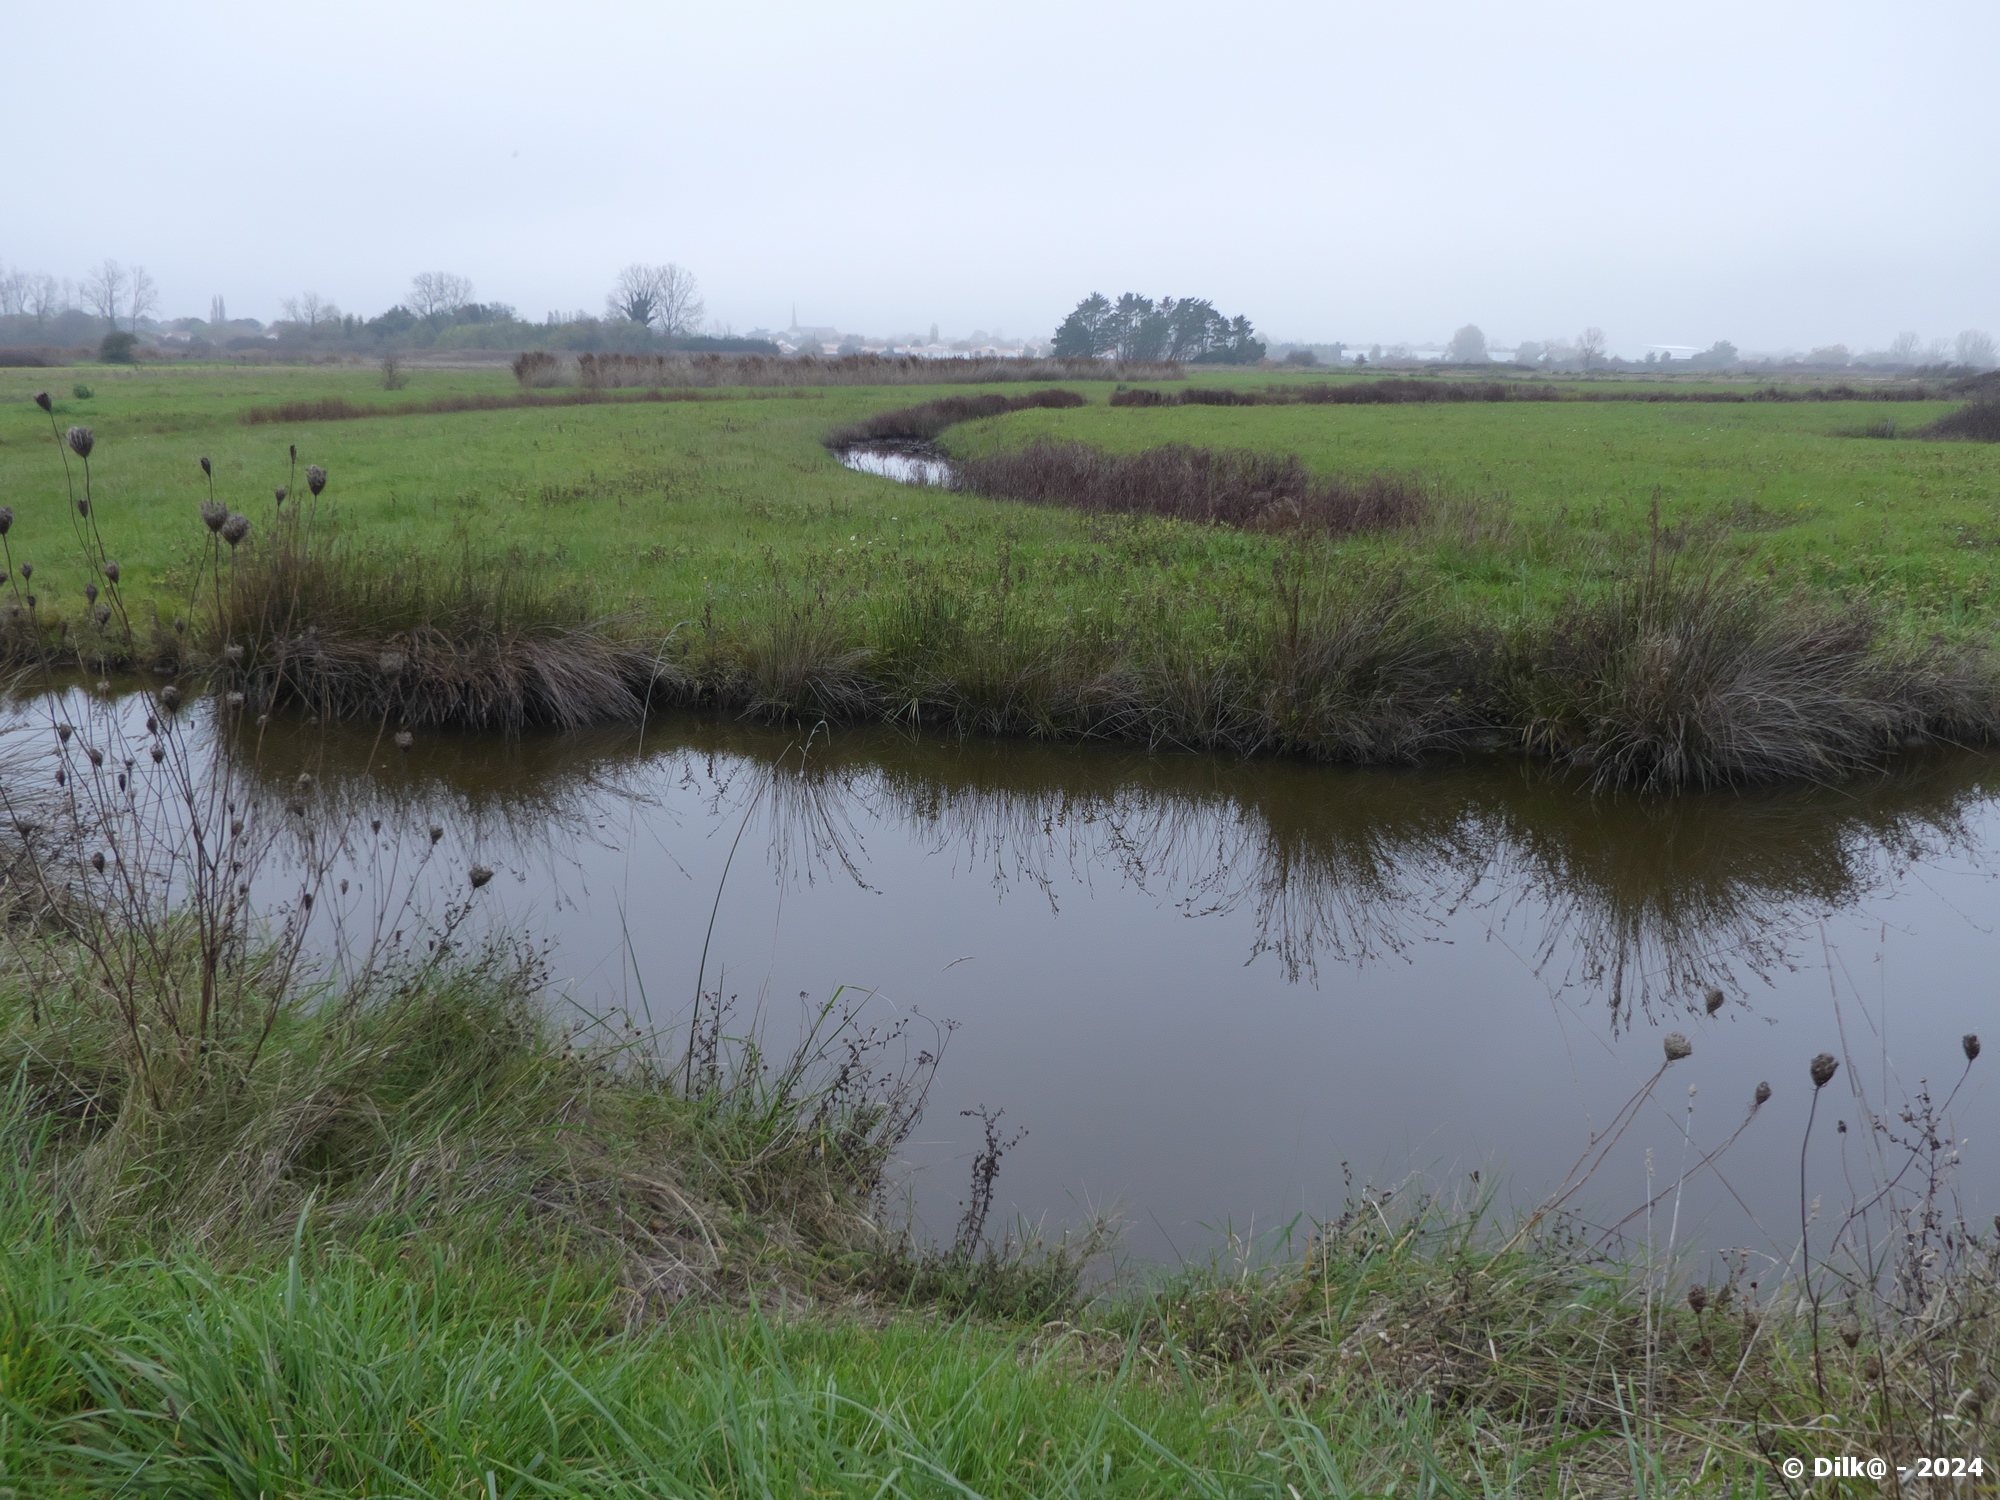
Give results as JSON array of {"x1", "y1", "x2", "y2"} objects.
[
  {"x1": 25, "y1": 688, "x2": 1996, "y2": 1268},
  {"x1": 224, "y1": 711, "x2": 1999, "y2": 1269}
]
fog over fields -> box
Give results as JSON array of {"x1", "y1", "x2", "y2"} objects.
[{"x1": 3, "y1": 0, "x2": 1995, "y2": 356}]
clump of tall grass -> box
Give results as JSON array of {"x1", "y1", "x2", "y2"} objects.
[
  {"x1": 215, "y1": 524, "x2": 682, "y2": 731},
  {"x1": 1507, "y1": 547, "x2": 2000, "y2": 789},
  {"x1": 510, "y1": 348, "x2": 570, "y2": 387},
  {"x1": 1925, "y1": 398, "x2": 2000, "y2": 441},
  {"x1": 0, "y1": 938, "x2": 941, "y2": 1289},
  {"x1": 951, "y1": 440, "x2": 1432, "y2": 538}
]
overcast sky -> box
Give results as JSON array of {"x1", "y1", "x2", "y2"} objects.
[{"x1": 5, "y1": 0, "x2": 1995, "y2": 354}]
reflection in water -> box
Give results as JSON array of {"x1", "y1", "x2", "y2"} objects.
[
  {"x1": 836, "y1": 444, "x2": 955, "y2": 486},
  {"x1": 243, "y1": 716, "x2": 1995, "y2": 1022},
  {"x1": 202, "y1": 710, "x2": 2000, "y2": 1261}
]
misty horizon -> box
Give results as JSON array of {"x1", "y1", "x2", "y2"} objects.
[{"x1": 4, "y1": 1, "x2": 1995, "y2": 361}]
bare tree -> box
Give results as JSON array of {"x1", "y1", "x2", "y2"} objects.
[
  {"x1": 84, "y1": 260, "x2": 127, "y2": 329},
  {"x1": 209, "y1": 294, "x2": 227, "y2": 327},
  {"x1": 280, "y1": 290, "x2": 341, "y2": 329},
  {"x1": 127, "y1": 265, "x2": 158, "y2": 332},
  {"x1": 1446, "y1": 324, "x2": 1488, "y2": 363},
  {"x1": 1957, "y1": 329, "x2": 1998, "y2": 370},
  {"x1": 0, "y1": 266, "x2": 24, "y2": 318},
  {"x1": 1576, "y1": 326, "x2": 1607, "y2": 368},
  {"x1": 607, "y1": 264, "x2": 663, "y2": 327},
  {"x1": 604, "y1": 263, "x2": 704, "y2": 339},
  {"x1": 408, "y1": 271, "x2": 473, "y2": 322},
  {"x1": 28, "y1": 274, "x2": 64, "y2": 324},
  {"x1": 1887, "y1": 331, "x2": 1921, "y2": 366}
]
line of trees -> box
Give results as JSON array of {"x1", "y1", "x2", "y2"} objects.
[{"x1": 1051, "y1": 293, "x2": 1265, "y2": 364}]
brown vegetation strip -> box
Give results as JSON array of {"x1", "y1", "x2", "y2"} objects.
[
  {"x1": 240, "y1": 387, "x2": 797, "y2": 426},
  {"x1": 1925, "y1": 400, "x2": 2000, "y2": 441},
  {"x1": 510, "y1": 350, "x2": 1184, "y2": 391},
  {"x1": 1111, "y1": 377, "x2": 1954, "y2": 408},
  {"x1": 950, "y1": 440, "x2": 1427, "y2": 537},
  {"x1": 823, "y1": 389, "x2": 1087, "y2": 446}
]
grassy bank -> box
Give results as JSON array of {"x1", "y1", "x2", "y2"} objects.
[
  {"x1": 2, "y1": 365, "x2": 1999, "y2": 783},
  {"x1": 1, "y1": 930, "x2": 1993, "y2": 1495}
]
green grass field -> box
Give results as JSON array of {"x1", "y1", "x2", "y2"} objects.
[
  {"x1": 6, "y1": 364, "x2": 1995, "y2": 640},
  {"x1": 4, "y1": 364, "x2": 1998, "y2": 784}
]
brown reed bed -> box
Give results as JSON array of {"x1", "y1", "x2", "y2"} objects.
[
  {"x1": 505, "y1": 351, "x2": 1186, "y2": 392},
  {"x1": 1924, "y1": 399, "x2": 2000, "y2": 441},
  {"x1": 240, "y1": 387, "x2": 788, "y2": 426},
  {"x1": 950, "y1": 439, "x2": 1431, "y2": 537},
  {"x1": 1109, "y1": 377, "x2": 1946, "y2": 407},
  {"x1": 823, "y1": 388, "x2": 1087, "y2": 446}
]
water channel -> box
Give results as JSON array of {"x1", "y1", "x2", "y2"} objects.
[{"x1": 22, "y1": 683, "x2": 1992, "y2": 1273}]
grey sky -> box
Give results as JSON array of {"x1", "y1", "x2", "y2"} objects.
[{"x1": 5, "y1": 0, "x2": 1994, "y2": 354}]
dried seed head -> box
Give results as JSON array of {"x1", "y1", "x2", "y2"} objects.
[
  {"x1": 230, "y1": 818, "x2": 243, "y2": 837},
  {"x1": 274, "y1": 486, "x2": 287, "y2": 507},
  {"x1": 1704, "y1": 986, "x2": 1724, "y2": 1015},
  {"x1": 295, "y1": 772, "x2": 314, "y2": 793},
  {"x1": 221, "y1": 513, "x2": 250, "y2": 546},
  {"x1": 65, "y1": 425, "x2": 93, "y2": 459},
  {"x1": 1810, "y1": 1052, "x2": 1838, "y2": 1090},
  {"x1": 224, "y1": 643, "x2": 244, "y2": 664},
  {"x1": 469, "y1": 864, "x2": 494, "y2": 889},
  {"x1": 1860, "y1": 1353, "x2": 1881, "y2": 1381},
  {"x1": 429, "y1": 824, "x2": 444, "y2": 844},
  {"x1": 92, "y1": 603, "x2": 110, "y2": 627},
  {"x1": 33, "y1": 392, "x2": 51, "y2": 413},
  {"x1": 150, "y1": 744, "x2": 164, "y2": 763},
  {"x1": 75, "y1": 498, "x2": 88, "y2": 518},
  {"x1": 306, "y1": 464, "x2": 326, "y2": 496},
  {"x1": 1663, "y1": 1032, "x2": 1691, "y2": 1062},
  {"x1": 174, "y1": 616, "x2": 185, "y2": 633},
  {"x1": 1754, "y1": 1081, "x2": 1772, "y2": 1106},
  {"x1": 394, "y1": 730, "x2": 413, "y2": 751},
  {"x1": 0, "y1": 506, "x2": 12, "y2": 535},
  {"x1": 86, "y1": 747, "x2": 102, "y2": 767},
  {"x1": 55, "y1": 723, "x2": 72, "y2": 743},
  {"x1": 378, "y1": 651, "x2": 405, "y2": 677},
  {"x1": 101, "y1": 559, "x2": 118, "y2": 583},
  {"x1": 90, "y1": 851, "x2": 105, "y2": 873},
  {"x1": 1965, "y1": 1033, "x2": 1982, "y2": 1063},
  {"x1": 289, "y1": 443, "x2": 297, "y2": 462},
  {"x1": 224, "y1": 691, "x2": 244, "y2": 709},
  {"x1": 17, "y1": 563, "x2": 28, "y2": 580},
  {"x1": 84, "y1": 583, "x2": 97, "y2": 604},
  {"x1": 201, "y1": 499, "x2": 226, "y2": 532},
  {"x1": 200, "y1": 455, "x2": 212, "y2": 476},
  {"x1": 1839, "y1": 1316, "x2": 1861, "y2": 1348},
  {"x1": 160, "y1": 684, "x2": 182, "y2": 712},
  {"x1": 1686, "y1": 1284, "x2": 1708, "y2": 1314}
]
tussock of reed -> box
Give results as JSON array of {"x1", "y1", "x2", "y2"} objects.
[
  {"x1": 510, "y1": 349, "x2": 568, "y2": 388},
  {"x1": 952, "y1": 440, "x2": 1431, "y2": 537},
  {"x1": 214, "y1": 526, "x2": 683, "y2": 731},
  {"x1": 1925, "y1": 399, "x2": 2000, "y2": 441},
  {"x1": 1508, "y1": 557, "x2": 2000, "y2": 789},
  {"x1": 823, "y1": 388, "x2": 1087, "y2": 446}
]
